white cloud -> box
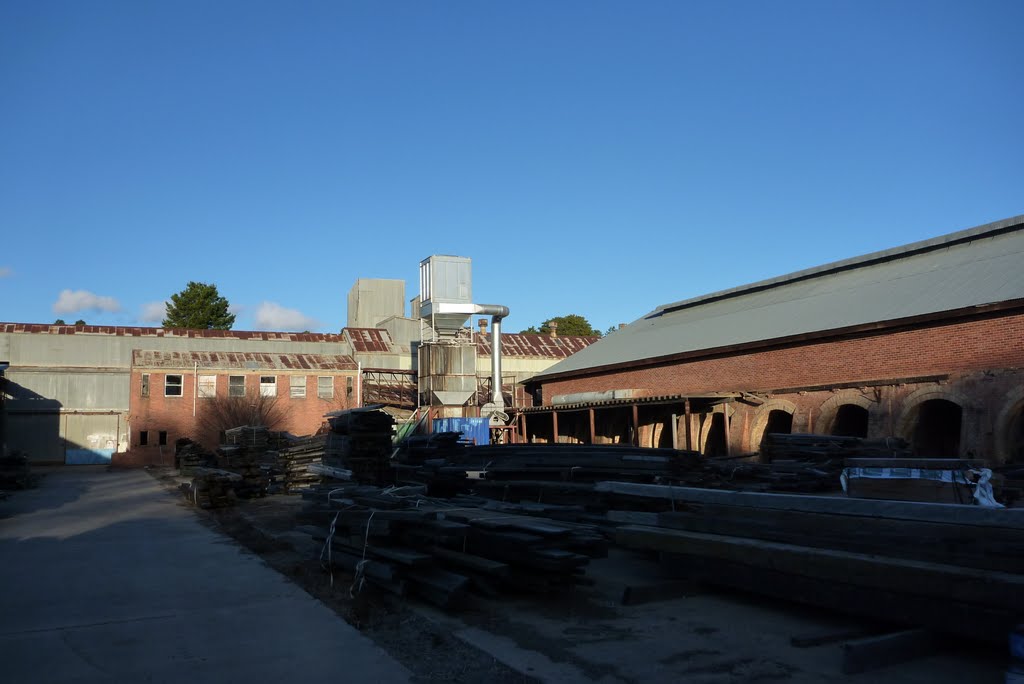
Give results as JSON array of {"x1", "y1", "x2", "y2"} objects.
[
  {"x1": 254, "y1": 302, "x2": 319, "y2": 331},
  {"x1": 0, "y1": 266, "x2": 11, "y2": 278},
  {"x1": 53, "y1": 289, "x2": 121, "y2": 314},
  {"x1": 140, "y1": 301, "x2": 168, "y2": 323}
]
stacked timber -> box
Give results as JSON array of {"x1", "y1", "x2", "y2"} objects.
[
  {"x1": 183, "y1": 467, "x2": 242, "y2": 508},
  {"x1": 604, "y1": 482, "x2": 1024, "y2": 642},
  {"x1": 323, "y1": 407, "x2": 395, "y2": 484},
  {"x1": 174, "y1": 438, "x2": 213, "y2": 475},
  {"x1": 301, "y1": 483, "x2": 605, "y2": 607},
  {"x1": 224, "y1": 425, "x2": 270, "y2": 449},
  {"x1": 0, "y1": 453, "x2": 37, "y2": 490},
  {"x1": 214, "y1": 447, "x2": 269, "y2": 498},
  {"x1": 760, "y1": 433, "x2": 911, "y2": 461},
  {"x1": 278, "y1": 435, "x2": 328, "y2": 492}
]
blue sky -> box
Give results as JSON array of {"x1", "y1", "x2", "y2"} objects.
[{"x1": 1, "y1": 1, "x2": 1021, "y2": 334}]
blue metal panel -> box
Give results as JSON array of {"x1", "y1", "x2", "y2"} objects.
[
  {"x1": 433, "y1": 417, "x2": 490, "y2": 445},
  {"x1": 66, "y1": 448, "x2": 114, "y2": 465}
]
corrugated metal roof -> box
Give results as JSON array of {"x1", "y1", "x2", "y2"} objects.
[
  {"x1": 345, "y1": 328, "x2": 394, "y2": 352},
  {"x1": 132, "y1": 350, "x2": 357, "y2": 371},
  {"x1": 0, "y1": 323, "x2": 345, "y2": 342},
  {"x1": 477, "y1": 333, "x2": 599, "y2": 359},
  {"x1": 534, "y1": 215, "x2": 1024, "y2": 380}
]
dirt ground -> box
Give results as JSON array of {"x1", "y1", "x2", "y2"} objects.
[{"x1": 151, "y1": 469, "x2": 1008, "y2": 683}]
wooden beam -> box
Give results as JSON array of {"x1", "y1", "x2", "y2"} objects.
[
  {"x1": 632, "y1": 405, "x2": 639, "y2": 447},
  {"x1": 552, "y1": 411, "x2": 559, "y2": 445},
  {"x1": 722, "y1": 404, "x2": 731, "y2": 457},
  {"x1": 841, "y1": 629, "x2": 938, "y2": 675},
  {"x1": 670, "y1": 413, "x2": 678, "y2": 450},
  {"x1": 684, "y1": 399, "x2": 692, "y2": 451},
  {"x1": 589, "y1": 408, "x2": 596, "y2": 445}
]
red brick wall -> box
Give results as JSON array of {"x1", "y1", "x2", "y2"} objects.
[
  {"x1": 542, "y1": 313, "x2": 1024, "y2": 400},
  {"x1": 123, "y1": 369, "x2": 356, "y2": 465}
]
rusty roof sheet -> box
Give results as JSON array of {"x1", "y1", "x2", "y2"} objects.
[
  {"x1": 476, "y1": 333, "x2": 599, "y2": 359},
  {"x1": 132, "y1": 350, "x2": 357, "y2": 371},
  {"x1": 0, "y1": 323, "x2": 346, "y2": 342},
  {"x1": 345, "y1": 328, "x2": 394, "y2": 352}
]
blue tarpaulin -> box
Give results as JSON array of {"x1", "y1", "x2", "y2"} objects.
[{"x1": 432, "y1": 417, "x2": 490, "y2": 445}]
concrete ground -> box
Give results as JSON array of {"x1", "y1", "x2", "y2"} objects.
[{"x1": 0, "y1": 467, "x2": 411, "y2": 684}]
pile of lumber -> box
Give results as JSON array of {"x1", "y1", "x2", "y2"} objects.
[
  {"x1": 300, "y1": 483, "x2": 606, "y2": 608},
  {"x1": 323, "y1": 407, "x2": 395, "y2": 484},
  {"x1": 278, "y1": 435, "x2": 328, "y2": 492},
  {"x1": 607, "y1": 482, "x2": 1024, "y2": 642},
  {"x1": 214, "y1": 445, "x2": 270, "y2": 498},
  {"x1": 394, "y1": 442, "x2": 841, "y2": 498},
  {"x1": 224, "y1": 425, "x2": 270, "y2": 449},
  {"x1": 174, "y1": 439, "x2": 213, "y2": 475},
  {"x1": 182, "y1": 467, "x2": 242, "y2": 508},
  {"x1": 0, "y1": 453, "x2": 37, "y2": 490},
  {"x1": 760, "y1": 433, "x2": 911, "y2": 461}
]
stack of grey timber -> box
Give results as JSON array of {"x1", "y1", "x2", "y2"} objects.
[
  {"x1": 606, "y1": 482, "x2": 1024, "y2": 642},
  {"x1": 323, "y1": 406, "x2": 395, "y2": 484},
  {"x1": 183, "y1": 467, "x2": 243, "y2": 508},
  {"x1": 214, "y1": 444, "x2": 270, "y2": 498},
  {"x1": 0, "y1": 453, "x2": 37, "y2": 490},
  {"x1": 300, "y1": 483, "x2": 606, "y2": 608},
  {"x1": 174, "y1": 438, "x2": 213, "y2": 475},
  {"x1": 224, "y1": 425, "x2": 270, "y2": 448},
  {"x1": 760, "y1": 433, "x2": 911, "y2": 461},
  {"x1": 278, "y1": 434, "x2": 328, "y2": 492}
]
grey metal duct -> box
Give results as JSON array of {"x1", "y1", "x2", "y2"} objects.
[{"x1": 473, "y1": 304, "x2": 509, "y2": 409}]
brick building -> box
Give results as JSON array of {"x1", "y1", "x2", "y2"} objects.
[
  {"x1": 523, "y1": 215, "x2": 1024, "y2": 463},
  {"x1": 0, "y1": 322, "x2": 597, "y2": 466},
  {"x1": 126, "y1": 350, "x2": 358, "y2": 466}
]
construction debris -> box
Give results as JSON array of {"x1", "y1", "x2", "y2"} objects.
[
  {"x1": 0, "y1": 453, "x2": 37, "y2": 490},
  {"x1": 182, "y1": 467, "x2": 243, "y2": 509},
  {"x1": 300, "y1": 482, "x2": 606, "y2": 608},
  {"x1": 609, "y1": 482, "x2": 1024, "y2": 642}
]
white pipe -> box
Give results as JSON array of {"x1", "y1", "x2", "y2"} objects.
[
  {"x1": 193, "y1": 361, "x2": 198, "y2": 417},
  {"x1": 473, "y1": 304, "x2": 509, "y2": 409}
]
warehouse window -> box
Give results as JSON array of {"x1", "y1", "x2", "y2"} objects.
[
  {"x1": 229, "y1": 375, "x2": 245, "y2": 397},
  {"x1": 158, "y1": 431, "x2": 168, "y2": 446},
  {"x1": 317, "y1": 376, "x2": 334, "y2": 399},
  {"x1": 165, "y1": 374, "x2": 183, "y2": 397},
  {"x1": 141, "y1": 374, "x2": 150, "y2": 398},
  {"x1": 290, "y1": 376, "x2": 307, "y2": 398},
  {"x1": 346, "y1": 377, "x2": 354, "y2": 396},
  {"x1": 139, "y1": 430, "x2": 148, "y2": 446},
  {"x1": 260, "y1": 376, "x2": 277, "y2": 397},
  {"x1": 198, "y1": 375, "x2": 217, "y2": 398}
]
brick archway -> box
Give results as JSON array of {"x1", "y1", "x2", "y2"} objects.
[
  {"x1": 697, "y1": 403, "x2": 735, "y2": 455},
  {"x1": 897, "y1": 387, "x2": 969, "y2": 458},
  {"x1": 747, "y1": 399, "x2": 797, "y2": 453},
  {"x1": 995, "y1": 386, "x2": 1024, "y2": 463},
  {"x1": 816, "y1": 391, "x2": 875, "y2": 436}
]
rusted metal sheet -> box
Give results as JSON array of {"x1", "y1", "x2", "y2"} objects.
[
  {"x1": 345, "y1": 328, "x2": 394, "y2": 353},
  {"x1": 475, "y1": 332, "x2": 599, "y2": 359},
  {"x1": 0, "y1": 323, "x2": 346, "y2": 342},
  {"x1": 131, "y1": 350, "x2": 357, "y2": 371}
]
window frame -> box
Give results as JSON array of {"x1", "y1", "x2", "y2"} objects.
[
  {"x1": 290, "y1": 375, "x2": 307, "y2": 398},
  {"x1": 317, "y1": 376, "x2": 334, "y2": 399},
  {"x1": 165, "y1": 374, "x2": 184, "y2": 397},
  {"x1": 198, "y1": 375, "x2": 217, "y2": 399},
  {"x1": 228, "y1": 375, "x2": 246, "y2": 398},
  {"x1": 141, "y1": 374, "x2": 150, "y2": 398},
  {"x1": 259, "y1": 375, "x2": 277, "y2": 397}
]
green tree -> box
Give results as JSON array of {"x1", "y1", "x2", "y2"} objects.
[
  {"x1": 74, "y1": 319, "x2": 86, "y2": 326},
  {"x1": 163, "y1": 282, "x2": 235, "y2": 330},
  {"x1": 521, "y1": 314, "x2": 601, "y2": 337},
  {"x1": 53, "y1": 319, "x2": 66, "y2": 325}
]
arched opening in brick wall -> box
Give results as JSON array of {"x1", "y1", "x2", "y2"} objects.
[
  {"x1": 1003, "y1": 405, "x2": 1024, "y2": 463},
  {"x1": 762, "y1": 410, "x2": 794, "y2": 450},
  {"x1": 830, "y1": 404, "x2": 869, "y2": 437},
  {"x1": 909, "y1": 399, "x2": 962, "y2": 457},
  {"x1": 703, "y1": 412, "x2": 728, "y2": 457}
]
